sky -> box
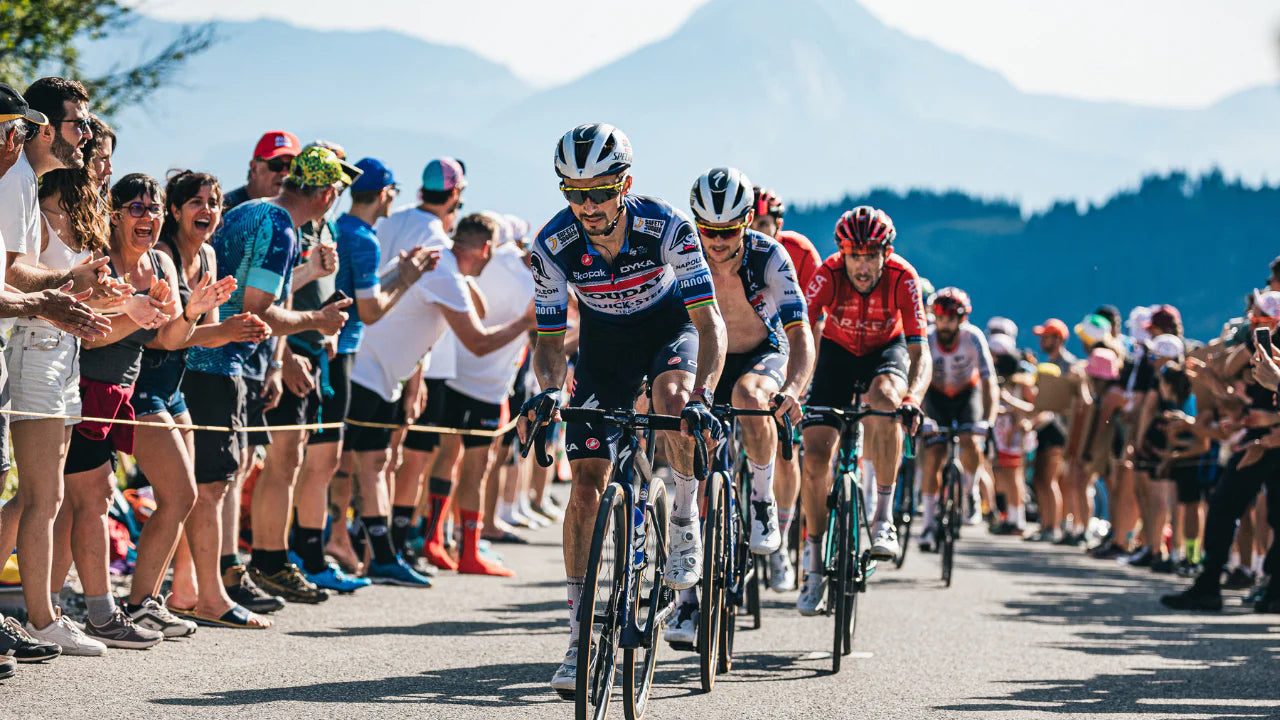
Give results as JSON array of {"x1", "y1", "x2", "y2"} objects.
[{"x1": 127, "y1": 0, "x2": 1280, "y2": 107}]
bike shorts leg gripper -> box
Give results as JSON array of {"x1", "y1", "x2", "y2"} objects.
[{"x1": 428, "y1": 477, "x2": 453, "y2": 496}]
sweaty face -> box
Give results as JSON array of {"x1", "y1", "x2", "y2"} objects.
[
  {"x1": 750, "y1": 214, "x2": 779, "y2": 238},
  {"x1": 174, "y1": 185, "x2": 222, "y2": 243},
  {"x1": 564, "y1": 174, "x2": 628, "y2": 237},
  {"x1": 935, "y1": 313, "x2": 961, "y2": 345},
  {"x1": 843, "y1": 250, "x2": 886, "y2": 293}
]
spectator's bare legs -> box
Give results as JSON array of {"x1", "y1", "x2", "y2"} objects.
[
  {"x1": 1032, "y1": 447, "x2": 1063, "y2": 533},
  {"x1": 11, "y1": 421, "x2": 71, "y2": 629},
  {"x1": 129, "y1": 415, "x2": 198, "y2": 605},
  {"x1": 52, "y1": 463, "x2": 116, "y2": 623},
  {"x1": 249, "y1": 429, "x2": 307, "y2": 557},
  {"x1": 323, "y1": 452, "x2": 360, "y2": 572}
]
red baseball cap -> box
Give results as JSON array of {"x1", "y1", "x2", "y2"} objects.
[
  {"x1": 1033, "y1": 318, "x2": 1068, "y2": 339},
  {"x1": 252, "y1": 131, "x2": 301, "y2": 160}
]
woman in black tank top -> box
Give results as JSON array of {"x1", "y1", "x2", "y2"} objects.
[{"x1": 61, "y1": 174, "x2": 237, "y2": 640}]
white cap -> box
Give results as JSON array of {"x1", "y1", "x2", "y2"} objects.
[
  {"x1": 987, "y1": 316, "x2": 1018, "y2": 340},
  {"x1": 987, "y1": 332, "x2": 1018, "y2": 357},
  {"x1": 1149, "y1": 334, "x2": 1185, "y2": 360}
]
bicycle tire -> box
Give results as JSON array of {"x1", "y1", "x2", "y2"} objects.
[
  {"x1": 577, "y1": 484, "x2": 628, "y2": 720},
  {"x1": 719, "y1": 474, "x2": 742, "y2": 674},
  {"x1": 843, "y1": 476, "x2": 861, "y2": 655},
  {"x1": 940, "y1": 461, "x2": 960, "y2": 587},
  {"x1": 697, "y1": 471, "x2": 724, "y2": 693},
  {"x1": 893, "y1": 471, "x2": 913, "y2": 570},
  {"x1": 737, "y1": 463, "x2": 762, "y2": 629},
  {"x1": 828, "y1": 472, "x2": 850, "y2": 674},
  {"x1": 623, "y1": 481, "x2": 668, "y2": 720}
]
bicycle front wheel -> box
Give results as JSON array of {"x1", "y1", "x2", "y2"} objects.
[
  {"x1": 623, "y1": 481, "x2": 668, "y2": 720},
  {"x1": 578, "y1": 484, "x2": 628, "y2": 720},
  {"x1": 697, "y1": 471, "x2": 724, "y2": 693},
  {"x1": 893, "y1": 465, "x2": 914, "y2": 569},
  {"x1": 828, "y1": 472, "x2": 850, "y2": 674},
  {"x1": 940, "y1": 462, "x2": 961, "y2": 588},
  {"x1": 719, "y1": 477, "x2": 744, "y2": 674}
]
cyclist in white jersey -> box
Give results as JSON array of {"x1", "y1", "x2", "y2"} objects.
[{"x1": 918, "y1": 287, "x2": 997, "y2": 551}]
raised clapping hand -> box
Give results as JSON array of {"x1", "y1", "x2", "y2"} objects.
[
  {"x1": 122, "y1": 279, "x2": 174, "y2": 330},
  {"x1": 185, "y1": 272, "x2": 237, "y2": 319},
  {"x1": 39, "y1": 281, "x2": 111, "y2": 340},
  {"x1": 221, "y1": 312, "x2": 271, "y2": 343},
  {"x1": 399, "y1": 246, "x2": 441, "y2": 286}
]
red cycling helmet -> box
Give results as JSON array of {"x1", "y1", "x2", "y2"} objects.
[
  {"x1": 835, "y1": 206, "x2": 896, "y2": 254},
  {"x1": 931, "y1": 286, "x2": 972, "y2": 317},
  {"x1": 753, "y1": 186, "x2": 785, "y2": 219}
]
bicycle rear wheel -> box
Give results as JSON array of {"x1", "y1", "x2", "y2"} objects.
[
  {"x1": 827, "y1": 472, "x2": 850, "y2": 674},
  {"x1": 940, "y1": 462, "x2": 960, "y2": 587},
  {"x1": 623, "y1": 482, "x2": 668, "y2": 720},
  {"x1": 697, "y1": 472, "x2": 724, "y2": 693},
  {"x1": 843, "y1": 478, "x2": 862, "y2": 655},
  {"x1": 577, "y1": 484, "x2": 628, "y2": 720},
  {"x1": 893, "y1": 463, "x2": 914, "y2": 569},
  {"x1": 719, "y1": 478, "x2": 744, "y2": 674}
]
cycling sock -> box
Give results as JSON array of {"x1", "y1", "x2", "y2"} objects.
[
  {"x1": 778, "y1": 506, "x2": 795, "y2": 538},
  {"x1": 748, "y1": 459, "x2": 775, "y2": 502},
  {"x1": 220, "y1": 553, "x2": 240, "y2": 575},
  {"x1": 805, "y1": 534, "x2": 823, "y2": 573},
  {"x1": 567, "y1": 576, "x2": 585, "y2": 645},
  {"x1": 390, "y1": 504, "x2": 416, "y2": 554},
  {"x1": 363, "y1": 516, "x2": 397, "y2": 565},
  {"x1": 1009, "y1": 505, "x2": 1026, "y2": 529},
  {"x1": 85, "y1": 593, "x2": 115, "y2": 626},
  {"x1": 292, "y1": 526, "x2": 327, "y2": 575},
  {"x1": 672, "y1": 468, "x2": 698, "y2": 522},
  {"x1": 349, "y1": 516, "x2": 368, "y2": 561},
  {"x1": 921, "y1": 494, "x2": 938, "y2": 527},
  {"x1": 250, "y1": 549, "x2": 287, "y2": 575},
  {"x1": 1186, "y1": 538, "x2": 1201, "y2": 564},
  {"x1": 423, "y1": 478, "x2": 453, "y2": 549},
  {"x1": 873, "y1": 484, "x2": 894, "y2": 523}
]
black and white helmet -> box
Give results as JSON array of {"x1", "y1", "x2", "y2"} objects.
[
  {"x1": 690, "y1": 167, "x2": 754, "y2": 224},
  {"x1": 554, "y1": 123, "x2": 632, "y2": 180}
]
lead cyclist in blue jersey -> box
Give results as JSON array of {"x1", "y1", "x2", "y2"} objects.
[{"x1": 518, "y1": 123, "x2": 728, "y2": 694}]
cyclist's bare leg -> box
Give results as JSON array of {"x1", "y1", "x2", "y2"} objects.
[
  {"x1": 734, "y1": 374, "x2": 780, "y2": 484},
  {"x1": 919, "y1": 443, "x2": 945, "y2": 529},
  {"x1": 865, "y1": 374, "x2": 906, "y2": 524},
  {"x1": 651, "y1": 369, "x2": 696, "y2": 516},
  {"x1": 800, "y1": 425, "x2": 839, "y2": 568}
]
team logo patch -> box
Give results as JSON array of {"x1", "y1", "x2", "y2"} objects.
[
  {"x1": 753, "y1": 363, "x2": 765, "y2": 371},
  {"x1": 632, "y1": 217, "x2": 666, "y2": 237},
  {"x1": 585, "y1": 438, "x2": 600, "y2": 450},
  {"x1": 668, "y1": 357, "x2": 681, "y2": 366},
  {"x1": 581, "y1": 253, "x2": 593, "y2": 266},
  {"x1": 545, "y1": 225, "x2": 579, "y2": 255}
]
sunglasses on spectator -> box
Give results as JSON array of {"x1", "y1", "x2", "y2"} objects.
[
  {"x1": 61, "y1": 117, "x2": 91, "y2": 133},
  {"x1": 122, "y1": 202, "x2": 164, "y2": 218},
  {"x1": 259, "y1": 157, "x2": 293, "y2": 173},
  {"x1": 559, "y1": 179, "x2": 626, "y2": 205},
  {"x1": 696, "y1": 220, "x2": 750, "y2": 239}
]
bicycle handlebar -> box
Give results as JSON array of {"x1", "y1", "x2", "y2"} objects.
[
  {"x1": 710, "y1": 401, "x2": 795, "y2": 462},
  {"x1": 518, "y1": 406, "x2": 711, "y2": 480},
  {"x1": 803, "y1": 404, "x2": 917, "y2": 459}
]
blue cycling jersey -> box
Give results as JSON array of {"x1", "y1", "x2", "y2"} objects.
[
  {"x1": 734, "y1": 229, "x2": 808, "y2": 353},
  {"x1": 531, "y1": 194, "x2": 716, "y2": 334}
]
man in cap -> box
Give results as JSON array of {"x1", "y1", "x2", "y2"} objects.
[
  {"x1": 224, "y1": 131, "x2": 302, "y2": 210},
  {"x1": 1024, "y1": 318, "x2": 1077, "y2": 541},
  {"x1": 987, "y1": 316, "x2": 1018, "y2": 341}
]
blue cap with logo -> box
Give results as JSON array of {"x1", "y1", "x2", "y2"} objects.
[{"x1": 350, "y1": 158, "x2": 396, "y2": 193}]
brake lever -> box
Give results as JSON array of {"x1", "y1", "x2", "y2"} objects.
[{"x1": 773, "y1": 393, "x2": 794, "y2": 462}]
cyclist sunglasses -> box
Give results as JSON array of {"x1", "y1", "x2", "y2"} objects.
[
  {"x1": 123, "y1": 202, "x2": 164, "y2": 218},
  {"x1": 696, "y1": 220, "x2": 750, "y2": 239},
  {"x1": 559, "y1": 179, "x2": 626, "y2": 205}
]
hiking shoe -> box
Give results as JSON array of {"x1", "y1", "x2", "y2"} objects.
[
  {"x1": 83, "y1": 608, "x2": 164, "y2": 649},
  {"x1": 767, "y1": 548, "x2": 795, "y2": 593},
  {"x1": 664, "y1": 601, "x2": 698, "y2": 645},
  {"x1": 664, "y1": 517, "x2": 702, "y2": 590},
  {"x1": 796, "y1": 572, "x2": 828, "y2": 616},
  {"x1": 368, "y1": 556, "x2": 433, "y2": 587},
  {"x1": 0, "y1": 616, "x2": 61, "y2": 662},
  {"x1": 870, "y1": 520, "x2": 899, "y2": 560},
  {"x1": 550, "y1": 647, "x2": 577, "y2": 697},
  {"x1": 1160, "y1": 586, "x2": 1223, "y2": 612},
  {"x1": 249, "y1": 564, "x2": 331, "y2": 604},
  {"x1": 25, "y1": 612, "x2": 105, "y2": 657},
  {"x1": 223, "y1": 564, "x2": 286, "y2": 614},
  {"x1": 129, "y1": 597, "x2": 197, "y2": 638},
  {"x1": 749, "y1": 499, "x2": 781, "y2": 554},
  {"x1": 1223, "y1": 566, "x2": 1256, "y2": 590}
]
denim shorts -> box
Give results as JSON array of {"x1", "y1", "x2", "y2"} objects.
[
  {"x1": 4, "y1": 322, "x2": 81, "y2": 425},
  {"x1": 134, "y1": 350, "x2": 188, "y2": 417}
]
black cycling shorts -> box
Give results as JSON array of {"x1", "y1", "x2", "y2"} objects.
[
  {"x1": 565, "y1": 314, "x2": 698, "y2": 462},
  {"x1": 405, "y1": 382, "x2": 502, "y2": 452},
  {"x1": 805, "y1": 336, "x2": 908, "y2": 427},
  {"x1": 310, "y1": 352, "x2": 354, "y2": 445},
  {"x1": 712, "y1": 342, "x2": 787, "y2": 405},
  {"x1": 1035, "y1": 417, "x2": 1068, "y2": 449},
  {"x1": 923, "y1": 385, "x2": 983, "y2": 432},
  {"x1": 343, "y1": 381, "x2": 404, "y2": 453}
]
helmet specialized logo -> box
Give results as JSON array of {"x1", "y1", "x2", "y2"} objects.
[
  {"x1": 690, "y1": 167, "x2": 754, "y2": 224},
  {"x1": 554, "y1": 123, "x2": 633, "y2": 180},
  {"x1": 932, "y1": 286, "x2": 972, "y2": 317},
  {"x1": 835, "y1": 206, "x2": 896, "y2": 254}
]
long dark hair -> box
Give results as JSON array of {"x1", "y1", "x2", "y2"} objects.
[
  {"x1": 36, "y1": 115, "x2": 114, "y2": 254},
  {"x1": 161, "y1": 169, "x2": 222, "y2": 245},
  {"x1": 1160, "y1": 365, "x2": 1193, "y2": 408}
]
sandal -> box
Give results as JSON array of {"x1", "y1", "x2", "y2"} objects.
[{"x1": 168, "y1": 603, "x2": 272, "y2": 630}]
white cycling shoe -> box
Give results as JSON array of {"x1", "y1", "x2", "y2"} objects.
[
  {"x1": 767, "y1": 548, "x2": 796, "y2": 592},
  {"x1": 664, "y1": 517, "x2": 702, "y2": 590},
  {"x1": 663, "y1": 601, "x2": 698, "y2": 645},
  {"x1": 749, "y1": 499, "x2": 782, "y2": 554},
  {"x1": 796, "y1": 571, "x2": 828, "y2": 616},
  {"x1": 870, "y1": 521, "x2": 900, "y2": 560},
  {"x1": 550, "y1": 646, "x2": 578, "y2": 696}
]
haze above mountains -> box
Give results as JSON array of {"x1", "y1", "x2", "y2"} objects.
[{"x1": 89, "y1": 0, "x2": 1278, "y2": 221}]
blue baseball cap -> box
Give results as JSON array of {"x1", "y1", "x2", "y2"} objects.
[
  {"x1": 349, "y1": 158, "x2": 395, "y2": 193},
  {"x1": 422, "y1": 157, "x2": 466, "y2": 192}
]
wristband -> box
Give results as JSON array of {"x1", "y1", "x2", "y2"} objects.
[{"x1": 690, "y1": 387, "x2": 712, "y2": 406}]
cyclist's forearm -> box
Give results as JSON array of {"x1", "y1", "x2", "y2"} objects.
[
  {"x1": 905, "y1": 343, "x2": 931, "y2": 401},
  {"x1": 781, "y1": 324, "x2": 815, "y2": 396},
  {"x1": 532, "y1": 336, "x2": 568, "y2": 395},
  {"x1": 981, "y1": 377, "x2": 999, "y2": 424}
]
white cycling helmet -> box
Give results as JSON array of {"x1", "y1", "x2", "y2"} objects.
[
  {"x1": 690, "y1": 167, "x2": 754, "y2": 224},
  {"x1": 554, "y1": 123, "x2": 632, "y2": 180}
]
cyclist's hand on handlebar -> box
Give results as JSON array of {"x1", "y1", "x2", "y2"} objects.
[
  {"x1": 897, "y1": 398, "x2": 924, "y2": 436},
  {"x1": 680, "y1": 399, "x2": 722, "y2": 445},
  {"x1": 772, "y1": 391, "x2": 803, "y2": 425},
  {"x1": 516, "y1": 389, "x2": 564, "y2": 444}
]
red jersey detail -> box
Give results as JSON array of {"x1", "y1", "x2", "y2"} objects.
[
  {"x1": 776, "y1": 230, "x2": 822, "y2": 290},
  {"x1": 804, "y1": 252, "x2": 927, "y2": 356}
]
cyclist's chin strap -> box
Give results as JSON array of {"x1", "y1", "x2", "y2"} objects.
[{"x1": 586, "y1": 204, "x2": 627, "y2": 238}]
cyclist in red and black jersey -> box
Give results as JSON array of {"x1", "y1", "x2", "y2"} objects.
[{"x1": 795, "y1": 206, "x2": 931, "y2": 615}]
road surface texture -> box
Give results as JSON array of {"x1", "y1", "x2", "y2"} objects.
[{"x1": 5, "y1": 500, "x2": 1277, "y2": 719}]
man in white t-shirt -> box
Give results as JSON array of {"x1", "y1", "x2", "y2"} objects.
[
  {"x1": 417, "y1": 225, "x2": 535, "y2": 576},
  {"x1": 345, "y1": 213, "x2": 533, "y2": 586}
]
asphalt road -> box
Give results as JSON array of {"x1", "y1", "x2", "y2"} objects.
[{"x1": 5, "y1": 495, "x2": 1279, "y2": 720}]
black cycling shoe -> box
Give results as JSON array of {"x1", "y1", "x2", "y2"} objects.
[
  {"x1": 1245, "y1": 577, "x2": 1271, "y2": 606},
  {"x1": 1150, "y1": 557, "x2": 1176, "y2": 574},
  {"x1": 223, "y1": 565, "x2": 286, "y2": 614},
  {"x1": 1089, "y1": 542, "x2": 1126, "y2": 560},
  {"x1": 1160, "y1": 585, "x2": 1223, "y2": 612}
]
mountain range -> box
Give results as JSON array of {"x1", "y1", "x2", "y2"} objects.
[{"x1": 80, "y1": 0, "x2": 1277, "y2": 224}]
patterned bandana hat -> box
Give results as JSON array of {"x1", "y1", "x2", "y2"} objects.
[{"x1": 289, "y1": 146, "x2": 345, "y2": 188}]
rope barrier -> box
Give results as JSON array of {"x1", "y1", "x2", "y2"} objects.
[{"x1": 0, "y1": 410, "x2": 522, "y2": 438}]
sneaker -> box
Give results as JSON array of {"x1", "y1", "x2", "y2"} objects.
[
  {"x1": 1223, "y1": 566, "x2": 1256, "y2": 590},
  {"x1": 1245, "y1": 577, "x2": 1271, "y2": 606},
  {"x1": 1021, "y1": 528, "x2": 1052, "y2": 543},
  {"x1": 0, "y1": 616, "x2": 61, "y2": 662},
  {"x1": 664, "y1": 601, "x2": 698, "y2": 645},
  {"x1": 368, "y1": 556, "x2": 434, "y2": 587},
  {"x1": 766, "y1": 548, "x2": 795, "y2": 593},
  {"x1": 664, "y1": 517, "x2": 702, "y2": 590},
  {"x1": 224, "y1": 565, "x2": 286, "y2": 614},
  {"x1": 796, "y1": 572, "x2": 827, "y2": 616},
  {"x1": 550, "y1": 647, "x2": 578, "y2": 697},
  {"x1": 1160, "y1": 585, "x2": 1223, "y2": 612},
  {"x1": 749, "y1": 499, "x2": 781, "y2": 554},
  {"x1": 918, "y1": 523, "x2": 938, "y2": 553},
  {"x1": 1150, "y1": 557, "x2": 1176, "y2": 574},
  {"x1": 1121, "y1": 547, "x2": 1154, "y2": 567},
  {"x1": 1174, "y1": 559, "x2": 1201, "y2": 578},
  {"x1": 306, "y1": 563, "x2": 372, "y2": 593},
  {"x1": 1089, "y1": 542, "x2": 1127, "y2": 560},
  {"x1": 83, "y1": 608, "x2": 164, "y2": 649},
  {"x1": 129, "y1": 597, "x2": 197, "y2": 638},
  {"x1": 25, "y1": 612, "x2": 105, "y2": 657},
  {"x1": 531, "y1": 500, "x2": 564, "y2": 523},
  {"x1": 250, "y1": 564, "x2": 331, "y2": 604},
  {"x1": 0, "y1": 657, "x2": 12, "y2": 679},
  {"x1": 870, "y1": 520, "x2": 899, "y2": 561}
]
